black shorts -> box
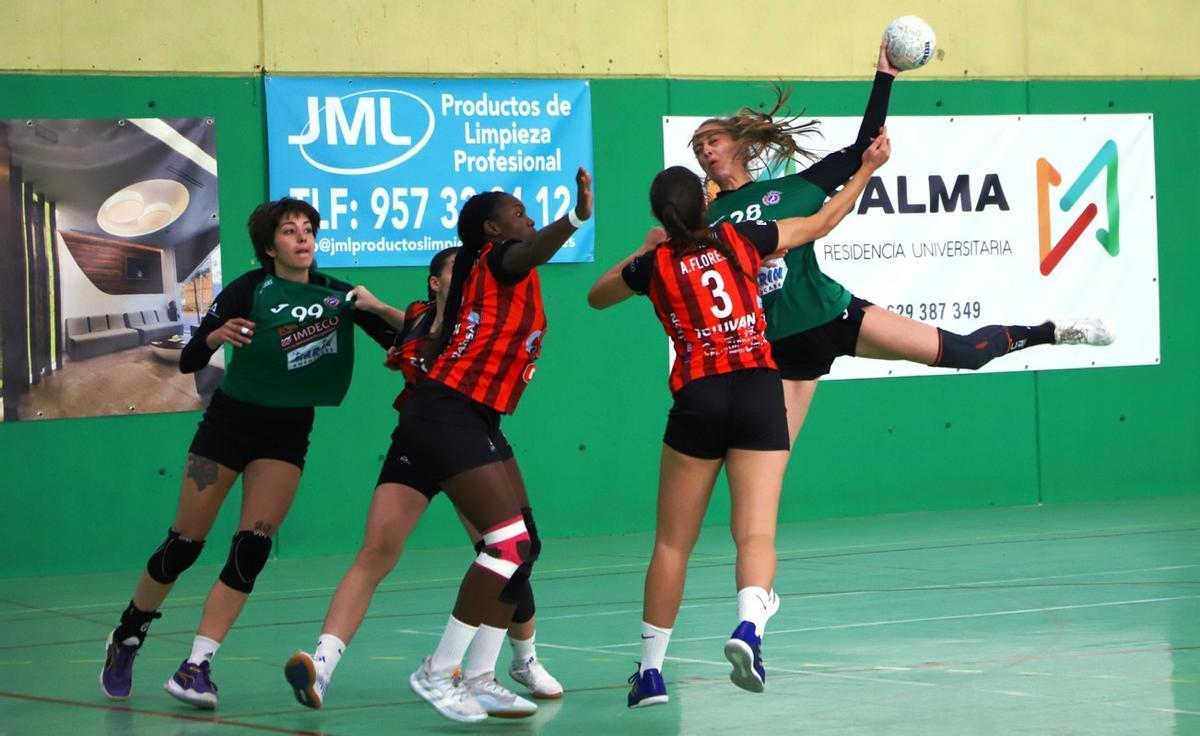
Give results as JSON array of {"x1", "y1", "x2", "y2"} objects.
[
  {"x1": 188, "y1": 389, "x2": 315, "y2": 472},
  {"x1": 664, "y1": 368, "x2": 790, "y2": 460},
  {"x1": 377, "y1": 415, "x2": 514, "y2": 500},
  {"x1": 769, "y1": 296, "x2": 872, "y2": 380},
  {"x1": 392, "y1": 381, "x2": 515, "y2": 484}
]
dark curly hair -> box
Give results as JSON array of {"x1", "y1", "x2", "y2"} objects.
[{"x1": 246, "y1": 198, "x2": 321, "y2": 270}]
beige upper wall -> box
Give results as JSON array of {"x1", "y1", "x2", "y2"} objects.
[{"x1": 3, "y1": 0, "x2": 1198, "y2": 78}]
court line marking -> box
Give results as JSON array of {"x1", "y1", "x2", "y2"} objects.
[
  {"x1": 0, "y1": 689, "x2": 334, "y2": 735},
  {"x1": 6, "y1": 563, "x2": 1196, "y2": 652},
  {"x1": 525, "y1": 640, "x2": 1200, "y2": 718},
  {"x1": 2, "y1": 521, "x2": 1194, "y2": 619},
  {"x1": 587, "y1": 594, "x2": 1200, "y2": 648}
]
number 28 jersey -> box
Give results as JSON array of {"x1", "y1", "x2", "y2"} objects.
[{"x1": 622, "y1": 221, "x2": 779, "y2": 393}]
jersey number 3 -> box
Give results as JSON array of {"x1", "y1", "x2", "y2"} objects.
[{"x1": 701, "y1": 270, "x2": 733, "y2": 319}]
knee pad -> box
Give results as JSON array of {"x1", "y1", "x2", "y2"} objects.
[
  {"x1": 146, "y1": 528, "x2": 205, "y2": 584},
  {"x1": 507, "y1": 576, "x2": 536, "y2": 623},
  {"x1": 218, "y1": 530, "x2": 273, "y2": 593},
  {"x1": 472, "y1": 516, "x2": 529, "y2": 580},
  {"x1": 521, "y1": 507, "x2": 542, "y2": 563},
  {"x1": 933, "y1": 326, "x2": 1011, "y2": 371}
]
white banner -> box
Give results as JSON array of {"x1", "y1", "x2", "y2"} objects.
[{"x1": 662, "y1": 114, "x2": 1160, "y2": 379}]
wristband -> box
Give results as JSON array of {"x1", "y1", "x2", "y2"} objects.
[{"x1": 568, "y1": 208, "x2": 588, "y2": 228}]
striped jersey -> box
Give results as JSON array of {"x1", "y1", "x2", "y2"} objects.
[
  {"x1": 623, "y1": 221, "x2": 778, "y2": 392},
  {"x1": 384, "y1": 299, "x2": 434, "y2": 411},
  {"x1": 427, "y1": 242, "x2": 546, "y2": 414}
]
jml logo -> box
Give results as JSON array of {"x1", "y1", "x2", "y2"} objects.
[
  {"x1": 1035, "y1": 140, "x2": 1120, "y2": 276},
  {"x1": 287, "y1": 90, "x2": 435, "y2": 175}
]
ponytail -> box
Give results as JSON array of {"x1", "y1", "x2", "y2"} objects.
[
  {"x1": 422, "y1": 193, "x2": 503, "y2": 368},
  {"x1": 650, "y1": 167, "x2": 750, "y2": 281},
  {"x1": 692, "y1": 83, "x2": 822, "y2": 177}
]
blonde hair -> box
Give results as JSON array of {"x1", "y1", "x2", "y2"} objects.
[{"x1": 692, "y1": 84, "x2": 822, "y2": 176}]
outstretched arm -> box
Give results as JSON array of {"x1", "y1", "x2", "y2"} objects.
[
  {"x1": 588, "y1": 227, "x2": 664, "y2": 309},
  {"x1": 801, "y1": 42, "x2": 898, "y2": 195},
  {"x1": 501, "y1": 167, "x2": 594, "y2": 273},
  {"x1": 347, "y1": 285, "x2": 406, "y2": 349},
  {"x1": 772, "y1": 130, "x2": 891, "y2": 255}
]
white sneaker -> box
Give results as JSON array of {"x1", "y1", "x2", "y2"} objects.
[
  {"x1": 284, "y1": 651, "x2": 329, "y2": 710},
  {"x1": 509, "y1": 656, "x2": 564, "y2": 699},
  {"x1": 463, "y1": 672, "x2": 538, "y2": 718},
  {"x1": 409, "y1": 656, "x2": 488, "y2": 723},
  {"x1": 1053, "y1": 317, "x2": 1114, "y2": 346}
]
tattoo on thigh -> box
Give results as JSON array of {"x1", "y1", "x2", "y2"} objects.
[
  {"x1": 253, "y1": 520, "x2": 273, "y2": 537},
  {"x1": 186, "y1": 454, "x2": 219, "y2": 494}
]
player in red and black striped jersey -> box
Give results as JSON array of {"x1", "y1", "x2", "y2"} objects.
[
  {"x1": 384, "y1": 297, "x2": 436, "y2": 409},
  {"x1": 284, "y1": 247, "x2": 563, "y2": 711},
  {"x1": 398, "y1": 168, "x2": 593, "y2": 723},
  {"x1": 588, "y1": 151, "x2": 888, "y2": 706}
]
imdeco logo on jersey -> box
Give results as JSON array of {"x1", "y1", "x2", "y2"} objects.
[
  {"x1": 1035, "y1": 139, "x2": 1120, "y2": 276},
  {"x1": 287, "y1": 89, "x2": 436, "y2": 175}
]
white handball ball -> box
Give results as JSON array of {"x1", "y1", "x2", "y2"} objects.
[{"x1": 884, "y1": 15, "x2": 936, "y2": 71}]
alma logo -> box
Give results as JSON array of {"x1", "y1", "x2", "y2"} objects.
[
  {"x1": 287, "y1": 89, "x2": 435, "y2": 176},
  {"x1": 1036, "y1": 140, "x2": 1120, "y2": 276}
]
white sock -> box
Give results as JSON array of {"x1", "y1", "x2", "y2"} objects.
[
  {"x1": 186, "y1": 635, "x2": 220, "y2": 666},
  {"x1": 315, "y1": 633, "x2": 346, "y2": 677},
  {"x1": 737, "y1": 586, "x2": 779, "y2": 636},
  {"x1": 639, "y1": 622, "x2": 672, "y2": 675},
  {"x1": 429, "y1": 616, "x2": 478, "y2": 675},
  {"x1": 510, "y1": 634, "x2": 536, "y2": 663},
  {"x1": 463, "y1": 624, "x2": 507, "y2": 680}
]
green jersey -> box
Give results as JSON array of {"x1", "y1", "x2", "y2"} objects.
[
  {"x1": 219, "y1": 271, "x2": 358, "y2": 408},
  {"x1": 706, "y1": 175, "x2": 851, "y2": 339}
]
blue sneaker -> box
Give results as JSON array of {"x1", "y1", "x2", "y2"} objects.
[
  {"x1": 100, "y1": 631, "x2": 139, "y2": 700},
  {"x1": 724, "y1": 621, "x2": 766, "y2": 693},
  {"x1": 627, "y1": 666, "x2": 668, "y2": 708},
  {"x1": 164, "y1": 660, "x2": 219, "y2": 709}
]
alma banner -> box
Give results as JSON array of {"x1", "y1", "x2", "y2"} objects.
[
  {"x1": 662, "y1": 114, "x2": 1160, "y2": 379},
  {"x1": 266, "y1": 77, "x2": 594, "y2": 268}
]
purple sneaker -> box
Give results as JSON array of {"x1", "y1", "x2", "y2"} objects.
[
  {"x1": 100, "y1": 630, "x2": 139, "y2": 700},
  {"x1": 724, "y1": 621, "x2": 766, "y2": 693},
  {"x1": 164, "y1": 660, "x2": 219, "y2": 709}
]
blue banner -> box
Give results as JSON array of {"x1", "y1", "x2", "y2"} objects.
[{"x1": 265, "y1": 77, "x2": 594, "y2": 268}]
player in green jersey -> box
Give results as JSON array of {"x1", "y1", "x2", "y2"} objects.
[
  {"x1": 693, "y1": 42, "x2": 1113, "y2": 448},
  {"x1": 100, "y1": 198, "x2": 406, "y2": 710}
]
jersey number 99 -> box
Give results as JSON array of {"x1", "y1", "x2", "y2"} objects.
[{"x1": 291, "y1": 303, "x2": 325, "y2": 322}]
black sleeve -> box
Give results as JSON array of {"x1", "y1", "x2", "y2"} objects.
[
  {"x1": 732, "y1": 220, "x2": 780, "y2": 258},
  {"x1": 800, "y1": 71, "x2": 894, "y2": 195},
  {"x1": 620, "y1": 252, "x2": 656, "y2": 295},
  {"x1": 486, "y1": 239, "x2": 532, "y2": 285},
  {"x1": 321, "y1": 274, "x2": 398, "y2": 351},
  {"x1": 179, "y1": 271, "x2": 260, "y2": 374}
]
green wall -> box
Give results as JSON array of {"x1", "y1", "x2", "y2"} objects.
[{"x1": 0, "y1": 75, "x2": 1195, "y2": 578}]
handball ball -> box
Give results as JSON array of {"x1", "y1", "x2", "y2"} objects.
[{"x1": 884, "y1": 16, "x2": 936, "y2": 71}]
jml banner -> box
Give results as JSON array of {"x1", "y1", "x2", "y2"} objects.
[
  {"x1": 266, "y1": 77, "x2": 593, "y2": 268},
  {"x1": 663, "y1": 114, "x2": 1159, "y2": 379}
]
